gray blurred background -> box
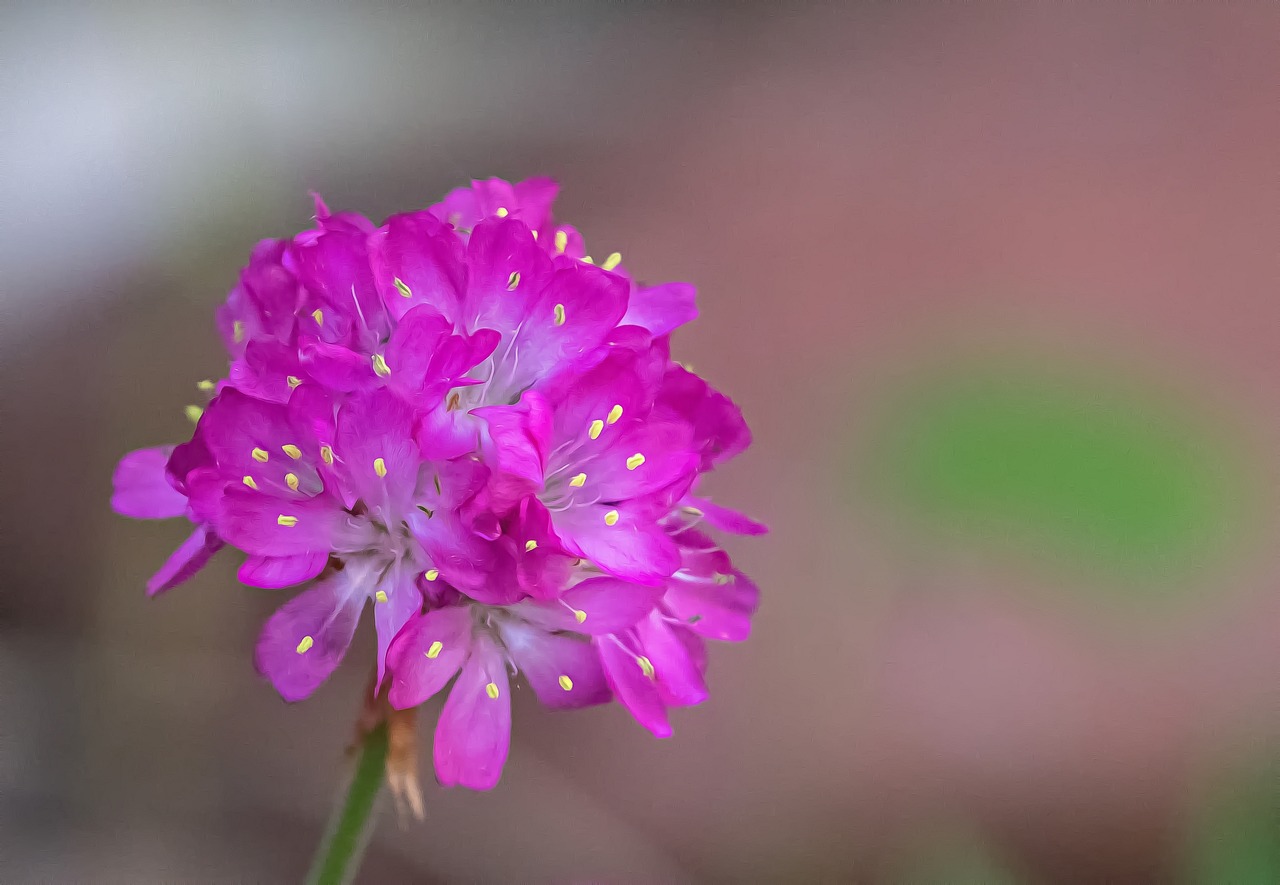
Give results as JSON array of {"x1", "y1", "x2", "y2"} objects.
[{"x1": 2, "y1": 3, "x2": 1278, "y2": 883}]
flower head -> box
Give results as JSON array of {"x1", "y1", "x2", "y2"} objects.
[{"x1": 113, "y1": 177, "x2": 763, "y2": 789}]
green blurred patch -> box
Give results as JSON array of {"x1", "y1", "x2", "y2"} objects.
[
  {"x1": 863, "y1": 359, "x2": 1254, "y2": 591},
  {"x1": 1184, "y1": 755, "x2": 1280, "y2": 885}
]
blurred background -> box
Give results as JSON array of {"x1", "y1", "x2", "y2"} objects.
[{"x1": 2, "y1": 3, "x2": 1278, "y2": 882}]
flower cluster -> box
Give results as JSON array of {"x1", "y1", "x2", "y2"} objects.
[{"x1": 112, "y1": 178, "x2": 762, "y2": 789}]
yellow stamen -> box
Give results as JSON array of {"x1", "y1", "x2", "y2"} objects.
[
  {"x1": 285, "y1": 472, "x2": 299, "y2": 491},
  {"x1": 373, "y1": 457, "x2": 387, "y2": 478},
  {"x1": 495, "y1": 206, "x2": 509, "y2": 217},
  {"x1": 553, "y1": 303, "x2": 566, "y2": 326},
  {"x1": 581, "y1": 255, "x2": 594, "y2": 265},
  {"x1": 424, "y1": 569, "x2": 439, "y2": 582},
  {"x1": 507, "y1": 271, "x2": 520, "y2": 290},
  {"x1": 372, "y1": 353, "x2": 391, "y2": 377},
  {"x1": 184, "y1": 405, "x2": 203, "y2": 424},
  {"x1": 282, "y1": 444, "x2": 302, "y2": 460},
  {"x1": 524, "y1": 540, "x2": 538, "y2": 552},
  {"x1": 485, "y1": 682, "x2": 500, "y2": 699},
  {"x1": 312, "y1": 308, "x2": 324, "y2": 326},
  {"x1": 531, "y1": 230, "x2": 539, "y2": 241},
  {"x1": 251, "y1": 447, "x2": 269, "y2": 463},
  {"x1": 242, "y1": 475, "x2": 258, "y2": 490},
  {"x1": 375, "y1": 590, "x2": 388, "y2": 604},
  {"x1": 320, "y1": 445, "x2": 334, "y2": 466},
  {"x1": 296, "y1": 635, "x2": 314, "y2": 654},
  {"x1": 602, "y1": 252, "x2": 622, "y2": 271},
  {"x1": 569, "y1": 472, "x2": 587, "y2": 487},
  {"x1": 626, "y1": 453, "x2": 646, "y2": 471},
  {"x1": 277, "y1": 515, "x2": 298, "y2": 527},
  {"x1": 713, "y1": 572, "x2": 735, "y2": 585},
  {"x1": 636, "y1": 655, "x2": 655, "y2": 679},
  {"x1": 287, "y1": 375, "x2": 302, "y2": 389},
  {"x1": 196, "y1": 379, "x2": 216, "y2": 393},
  {"x1": 573, "y1": 609, "x2": 587, "y2": 624},
  {"x1": 426, "y1": 640, "x2": 443, "y2": 659},
  {"x1": 394, "y1": 277, "x2": 412, "y2": 298},
  {"x1": 233, "y1": 320, "x2": 245, "y2": 343},
  {"x1": 588, "y1": 419, "x2": 604, "y2": 440},
  {"x1": 558, "y1": 675, "x2": 574, "y2": 691},
  {"x1": 604, "y1": 509, "x2": 620, "y2": 526},
  {"x1": 607, "y1": 404, "x2": 623, "y2": 424},
  {"x1": 554, "y1": 230, "x2": 568, "y2": 253}
]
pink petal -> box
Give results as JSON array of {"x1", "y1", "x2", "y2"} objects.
[
  {"x1": 238, "y1": 552, "x2": 328, "y2": 589},
  {"x1": 386, "y1": 605, "x2": 474, "y2": 709},
  {"x1": 253, "y1": 574, "x2": 363, "y2": 702},
  {"x1": 433, "y1": 631, "x2": 511, "y2": 790},
  {"x1": 498, "y1": 620, "x2": 610, "y2": 710},
  {"x1": 112, "y1": 447, "x2": 187, "y2": 519}
]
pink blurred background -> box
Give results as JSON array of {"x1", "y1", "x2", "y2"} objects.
[{"x1": 2, "y1": 4, "x2": 1277, "y2": 882}]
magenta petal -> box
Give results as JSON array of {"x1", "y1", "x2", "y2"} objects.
[
  {"x1": 253, "y1": 574, "x2": 363, "y2": 701},
  {"x1": 519, "y1": 576, "x2": 661, "y2": 635},
  {"x1": 218, "y1": 487, "x2": 375, "y2": 556},
  {"x1": 684, "y1": 495, "x2": 768, "y2": 536},
  {"x1": 634, "y1": 611, "x2": 708, "y2": 707},
  {"x1": 386, "y1": 605, "x2": 474, "y2": 709},
  {"x1": 147, "y1": 524, "x2": 222, "y2": 596},
  {"x1": 334, "y1": 389, "x2": 421, "y2": 514},
  {"x1": 433, "y1": 631, "x2": 511, "y2": 790},
  {"x1": 238, "y1": 552, "x2": 328, "y2": 589},
  {"x1": 498, "y1": 620, "x2": 610, "y2": 710},
  {"x1": 664, "y1": 568, "x2": 760, "y2": 643},
  {"x1": 474, "y1": 392, "x2": 553, "y2": 486},
  {"x1": 581, "y1": 419, "x2": 698, "y2": 503},
  {"x1": 554, "y1": 503, "x2": 680, "y2": 586},
  {"x1": 369, "y1": 211, "x2": 466, "y2": 323},
  {"x1": 619, "y1": 281, "x2": 698, "y2": 336},
  {"x1": 597, "y1": 636, "x2": 672, "y2": 738},
  {"x1": 112, "y1": 447, "x2": 187, "y2": 519}
]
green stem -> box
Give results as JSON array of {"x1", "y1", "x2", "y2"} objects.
[{"x1": 305, "y1": 722, "x2": 389, "y2": 885}]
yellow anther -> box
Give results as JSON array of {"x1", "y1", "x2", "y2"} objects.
[
  {"x1": 553, "y1": 303, "x2": 566, "y2": 326},
  {"x1": 394, "y1": 277, "x2": 412, "y2": 298},
  {"x1": 287, "y1": 375, "x2": 302, "y2": 389},
  {"x1": 554, "y1": 230, "x2": 568, "y2": 253},
  {"x1": 713, "y1": 572, "x2": 735, "y2": 585},
  {"x1": 558, "y1": 675, "x2": 574, "y2": 691},
  {"x1": 604, "y1": 509, "x2": 620, "y2": 526},
  {"x1": 507, "y1": 271, "x2": 520, "y2": 290},
  {"x1": 495, "y1": 206, "x2": 509, "y2": 217},
  {"x1": 424, "y1": 569, "x2": 439, "y2": 582},
  {"x1": 282, "y1": 444, "x2": 302, "y2": 460},
  {"x1": 589, "y1": 419, "x2": 604, "y2": 440},
  {"x1": 602, "y1": 252, "x2": 623, "y2": 271},
  {"x1": 277, "y1": 515, "x2": 298, "y2": 527},
  {"x1": 636, "y1": 655, "x2": 655, "y2": 679},
  {"x1": 426, "y1": 640, "x2": 443, "y2": 659},
  {"x1": 196, "y1": 379, "x2": 216, "y2": 393},
  {"x1": 233, "y1": 320, "x2": 245, "y2": 343},
  {"x1": 184, "y1": 405, "x2": 204, "y2": 424},
  {"x1": 373, "y1": 457, "x2": 387, "y2": 478},
  {"x1": 607, "y1": 404, "x2": 623, "y2": 424},
  {"x1": 252, "y1": 447, "x2": 269, "y2": 463},
  {"x1": 374, "y1": 590, "x2": 388, "y2": 604},
  {"x1": 485, "y1": 682, "x2": 500, "y2": 699},
  {"x1": 372, "y1": 353, "x2": 391, "y2": 377},
  {"x1": 320, "y1": 445, "x2": 334, "y2": 466},
  {"x1": 573, "y1": 609, "x2": 587, "y2": 624},
  {"x1": 285, "y1": 472, "x2": 299, "y2": 491},
  {"x1": 242, "y1": 475, "x2": 258, "y2": 490},
  {"x1": 296, "y1": 635, "x2": 314, "y2": 654},
  {"x1": 531, "y1": 229, "x2": 539, "y2": 241},
  {"x1": 312, "y1": 308, "x2": 324, "y2": 326},
  {"x1": 569, "y1": 472, "x2": 587, "y2": 487},
  {"x1": 626, "y1": 453, "x2": 646, "y2": 471},
  {"x1": 525, "y1": 540, "x2": 538, "y2": 552},
  {"x1": 581, "y1": 255, "x2": 594, "y2": 265}
]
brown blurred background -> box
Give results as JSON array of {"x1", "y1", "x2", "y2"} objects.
[{"x1": 2, "y1": 3, "x2": 1278, "y2": 883}]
